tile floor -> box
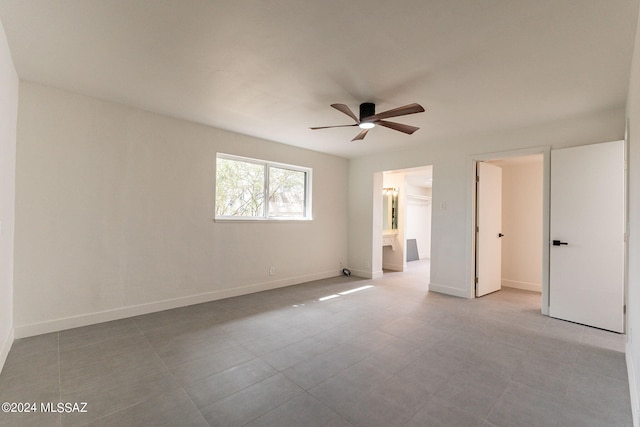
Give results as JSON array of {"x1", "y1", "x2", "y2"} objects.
[{"x1": 0, "y1": 260, "x2": 631, "y2": 426}]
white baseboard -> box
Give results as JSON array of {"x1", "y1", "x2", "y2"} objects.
[
  {"x1": 428, "y1": 282, "x2": 470, "y2": 298},
  {"x1": 502, "y1": 279, "x2": 541, "y2": 293},
  {"x1": 627, "y1": 342, "x2": 639, "y2": 427},
  {"x1": 0, "y1": 327, "x2": 14, "y2": 375},
  {"x1": 349, "y1": 268, "x2": 381, "y2": 279},
  {"x1": 14, "y1": 270, "x2": 340, "y2": 338}
]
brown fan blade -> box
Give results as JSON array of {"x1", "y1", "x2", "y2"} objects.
[
  {"x1": 331, "y1": 103, "x2": 360, "y2": 124},
  {"x1": 351, "y1": 129, "x2": 369, "y2": 141},
  {"x1": 377, "y1": 120, "x2": 420, "y2": 135},
  {"x1": 362, "y1": 103, "x2": 425, "y2": 122},
  {"x1": 310, "y1": 124, "x2": 358, "y2": 130}
]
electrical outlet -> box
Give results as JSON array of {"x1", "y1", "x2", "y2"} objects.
[{"x1": 269, "y1": 266, "x2": 275, "y2": 276}]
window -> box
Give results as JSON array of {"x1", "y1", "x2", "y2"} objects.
[{"x1": 215, "y1": 153, "x2": 312, "y2": 220}]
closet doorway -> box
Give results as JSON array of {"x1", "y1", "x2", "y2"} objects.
[{"x1": 473, "y1": 152, "x2": 545, "y2": 310}]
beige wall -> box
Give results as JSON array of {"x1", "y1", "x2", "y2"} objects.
[
  {"x1": 13, "y1": 82, "x2": 349, "y2": 336},
  {"x1": 0, "y1": 19, "x2": 18, "y2": 372},
  {"x1": 500, "y1": 156, "x2": 543, "y2": 292}
]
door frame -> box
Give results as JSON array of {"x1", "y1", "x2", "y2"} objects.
[{"x1": 469, "y1": 146, "x2": 551, "y2": 315}]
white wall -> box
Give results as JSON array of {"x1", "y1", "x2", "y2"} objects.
[
  {"x1": 406, "y1": 184, "x2": 432, "y2": 260},
  {"x1": 348, "y1": 107, "x2": 626, "y2": 297},
  {"x1": 625, "y1": 4, "x2": 640, "y2": 425},
  {"x1": 500, "y1": 157, "x2": 543, "y2": 292},
  {"x1": 13, "y1": 82, "x2": 348, "y2": 337},
  {"x1": 0, "y1": 18, "x2": 18, "y2": 372}
]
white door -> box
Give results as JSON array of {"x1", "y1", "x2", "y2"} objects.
[
  {"x1": 476, "y1": 162, "x2": 503, "y2": 297},
  {"x1": 549, "y1": 141, "x2": 624, "y2": 333}
]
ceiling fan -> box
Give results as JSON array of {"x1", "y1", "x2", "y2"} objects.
[{"x1": 310, "y1": 102, "x2": 425, "y2": 141}]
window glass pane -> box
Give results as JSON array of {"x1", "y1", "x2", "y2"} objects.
[
  {"x1": 268, "y1": 166, "x2": 306, "y2": 217},
  {"x1": 215, "y1": 157, "x2": 265, "y2": 217}
]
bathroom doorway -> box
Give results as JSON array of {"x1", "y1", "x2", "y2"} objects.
[{"x1": 380, "y1": 166, "x2": 433, "y2": 276}]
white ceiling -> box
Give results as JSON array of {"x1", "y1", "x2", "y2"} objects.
[{"x1": 0, "y1": 0, "x2": 638, "y2": 159}]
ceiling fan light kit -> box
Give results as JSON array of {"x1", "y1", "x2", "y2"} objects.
[
  {"x1": 358, "y1": 102, "x2": 376, "y2": 129},
  {"x1": 311, "y1": 102, "x2": 425, "y2": 141}
]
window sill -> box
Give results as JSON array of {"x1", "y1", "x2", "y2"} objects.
[{"x1": 214, "y1": 217, "x2": 313, "y2": 223}]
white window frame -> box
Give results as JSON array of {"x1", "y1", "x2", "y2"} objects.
[{"x1": 215, "y1": 153, "x2": 313, "y2": 221}]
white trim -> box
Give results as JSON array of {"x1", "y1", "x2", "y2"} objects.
[
  {"x1": 0, "y1": 327, "x2": 14, "y2": 375},
  {"x1": 349, "y1": 268, "x2": 381, "y2": 279},
  {"x1": 429, "y1": 282, "x2": 470, "y2": 298},
  {"x1": 14, "y1": 270, "x2": 339, "y2": 339},
  {"x1": 627, "y1": 343, "x2": 639, "y2": 427},
  {"x1": 502, "y1": 279, "x2": 541, "y2": 293},
  {"x1": 214, "y1": 217, "x2": 313, "y2": 223},
  {"x1": 371, "y1": 270, "x2": 384, "y2": 279}
]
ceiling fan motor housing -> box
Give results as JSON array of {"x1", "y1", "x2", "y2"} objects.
[{"x1": 359, "y1": 102, "x2": 375, "y2": 121}]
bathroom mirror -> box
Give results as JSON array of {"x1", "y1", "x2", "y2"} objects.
[{"x1": 382, "y1": 188, "x2": 398, "y2": 231}]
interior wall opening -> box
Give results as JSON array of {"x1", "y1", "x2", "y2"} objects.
[{"x1": 379, "y1": 165, "x2": 433, "y2": 284}]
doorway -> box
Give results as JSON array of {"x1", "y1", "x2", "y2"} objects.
[
  {"x1": 472, "y1": 148, "x2": 548, "y2": 313},
  {"x1": 378, "y1": 165, "x2": 433, "y2": 279}
]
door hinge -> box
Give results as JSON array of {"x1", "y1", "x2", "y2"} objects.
[
  {"x1": 624, "y1": 305, "x2": 627, "y2": 315},
  {"x1": 476, "y1": 226, "x2": 479, "y2": 232},
  {"x1": 476, "y1": 175, "x2": 479, "y2": 182},
  {"x1": 475, "y1": 277, "x2": 478, "y2": 284}
]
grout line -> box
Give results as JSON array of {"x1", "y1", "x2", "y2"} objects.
[
  {"x1": 237, "y1": 377, "x2": 304, "y2": 427},
  {"x1": 180, "y1": 386, "x2": 212, "y2": 427},
  {"x1": 484, "y1": 379, "x2": 511, "y2": 423},
  {"x1": 302, "y1": 389, "x2": 353, "y2": 425},
  {"x1": 404, "y1": 394, "x2": 432, "y2": 425},
  {"x1": 132, "y1": 319, "x2": 170, "y2": 372},
  {"x1": 79, "y1": 320, "x2": 181, "y2": 425},
  {"x1": 132, "y1": 316, "x2": 271, "y2": 406}
]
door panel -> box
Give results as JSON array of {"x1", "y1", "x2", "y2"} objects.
[
  {"x1": 476, "y1": 162, "x2": 502, "y2": 297},
  {"x1": 549, "y1": 141, "x2": 624, "y2": 333}
]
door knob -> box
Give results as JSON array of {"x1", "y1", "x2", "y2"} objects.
[
  {"x1": 498, "y1": 233, "x2": 504, "y2": 237},
  {"x1": 552, "y1": 240, "x2": 568, "y2": 246}
]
